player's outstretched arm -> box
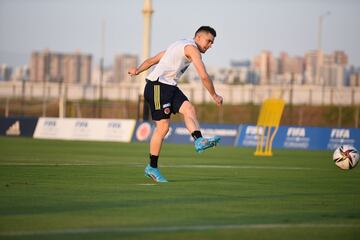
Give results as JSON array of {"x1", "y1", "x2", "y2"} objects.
[
  {"x1": 128, "y1": 51, "x2": 165, "y2": 76},
  {"x1": 185, "y1": 45, "x2": 223, "y2": 106}
]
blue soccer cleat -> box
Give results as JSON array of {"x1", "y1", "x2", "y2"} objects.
[
  {"x1": 144, "y1": 164, "x2": 168, "y2": 183},
  {"x1": 194, "y1": 136, "x2": 221, "y2": 153}
]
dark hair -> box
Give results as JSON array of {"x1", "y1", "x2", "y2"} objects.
[{"x1": 195, "y1": 26, "x2": 216, "y2": 37}]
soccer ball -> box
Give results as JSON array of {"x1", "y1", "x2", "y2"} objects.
[{"x1": 333, "y1": 145, "x2": 359, "y2": 170}]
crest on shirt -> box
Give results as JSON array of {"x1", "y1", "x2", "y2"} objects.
[{"x1": 164, "y1": 108, "x2": 171, "y2": 115}]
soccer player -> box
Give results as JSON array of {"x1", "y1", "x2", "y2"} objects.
[{"x1": 128, "y1": 26, "x2": 223, "y2": 183}]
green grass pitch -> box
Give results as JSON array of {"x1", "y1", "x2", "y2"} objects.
[{"x1": 0, "y1": 136, "x2": 359, "y2": 240}]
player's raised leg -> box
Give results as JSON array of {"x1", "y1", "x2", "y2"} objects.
[
  {"x1": 179, "y1": 101, "x2": 220, "y2": 153},
  {"x1": 179, "y1": 101, "x2": 199, "y2": 133}
]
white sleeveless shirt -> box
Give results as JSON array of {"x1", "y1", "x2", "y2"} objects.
[{"x1": 147, "y1": 39, "x2": 197, "y2": 86}]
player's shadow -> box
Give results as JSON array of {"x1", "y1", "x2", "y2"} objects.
[{"x1": 168, "y1": 177, "x2": 224, "y2": 182}]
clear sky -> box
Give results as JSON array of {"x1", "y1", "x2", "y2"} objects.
[{"x1": 0, "y1": 0, "x2": 359, "y2": 68}]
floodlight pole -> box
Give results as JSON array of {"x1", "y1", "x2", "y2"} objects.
[
  {"x1": 98, "y1": 19, "x2": 106, "y2": 118},
  {"x1": 21, "y1": 75, "x2": 25, "y2": 116},
  {"x1": 139, "y1": 0, "x2": 153, "y2": 121},
  {"x1": 42, "y1": 74, "x2": 48, "y2": 117},
  {"x1": 316, "y1": 11, "x2": 331, "y2": 104}
]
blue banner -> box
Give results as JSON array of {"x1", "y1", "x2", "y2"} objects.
[
  {"x1": 132, "y1": 121, "x2": 238, "y2": 146},
  {"x1": 0, "y1": 117, "x2": 38, "y2": 137},
  {"x1": 235, "y1": 124, "x2": 360, "y2": 150}
]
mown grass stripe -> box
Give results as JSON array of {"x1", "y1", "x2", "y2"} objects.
[{"x1": 1, "y1": 223, "x2": 359, "y2": 237}]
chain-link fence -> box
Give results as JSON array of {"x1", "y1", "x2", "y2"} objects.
[{"x1": 0, "y1": 81, "x2": 359, "y2": 127}]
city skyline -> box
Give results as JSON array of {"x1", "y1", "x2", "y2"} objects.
[
  {"x1": 2, "y1": 48, "x2": 358, "y2": 88},
  {"x1": 0, "y1": 0, "x2": 360, "y2": 68}
]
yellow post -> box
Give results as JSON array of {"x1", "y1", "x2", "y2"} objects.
[{"x1": 254, "y1": 98, "x2": 285, "y2": 156}]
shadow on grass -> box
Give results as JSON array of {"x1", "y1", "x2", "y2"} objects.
[{"x1": 168, "y1": 177, "x2": 224, "y2": 183}]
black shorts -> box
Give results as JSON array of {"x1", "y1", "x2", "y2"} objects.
[{"x1": 144, "y1": 80, "x2": 188, "y2": 121}]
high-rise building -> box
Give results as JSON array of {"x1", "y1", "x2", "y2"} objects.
[
  {"x1": 29, "y1": 49, "x2": 92, "y2": 84},
  {"x1": 252, "y1": 50, "x2": 277, "y2": 85},
  {"x1": 80, "y1": 54, "x2": 92, "y2": 85},
  {"x1": 292, "y1": 57, "x2": 305, "y2": 75},
  {"x1": 230, "y1": 60, "x2": 251, "y2": 68},
  {"x1": 323, "y1": 64, "x2": 345, "y2": 87},
  {"x1": 12, "y1": 65, "x2": 29, "y2": 82},
  {"x1": 30, "y1": 50, "x2": 50, "y2": 82},
  {"x1": 278, "y1": 52, "x2": 290, "y2": 75},
  {"x1": 0, "y1": 64, "x2": 12, "y2": 81},
  {"x1": 305, "y1": 50, "x2": 348, "y2": 86},
  {"x1": 349, "y1": 73, "x2": 360, "y2": 87},
  {"x1": 277, "y1": 53, "x2": 305, "y2": 85},
  {"x1": 278, "y1": 53, "x2": 305, "y2": 75},
  {"x1": 49, "y1": 52, "x2": 63, "y2": 82},
  {"x1": 92, "y1": 65, "x2": 114, "y2": 85},
  {"x1": 114, "y1": 54, "x2": 138, "y2": 82},
  {"x1": 304, "y1": 51, "x2": 318, "y2": 85},
  {"x1": 333, "y1": 51, "x2": 348, "y2": 66},
  {"x1": 63, "y1": 54, "x2": 80, "y2": 84},
  {"x1": 323, "y1": 51, "x2": 347, "y2": 87}
]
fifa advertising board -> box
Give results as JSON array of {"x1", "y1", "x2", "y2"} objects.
[
  {"x1": 132, "y1": 121, "x2": 238, "y2": 146},
  {"x1": 235, "y1": 124, "x2": 360, "y2": 150},
  {"x1": 34, "y1": 118, "x2": 136, "y2": 142}
]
